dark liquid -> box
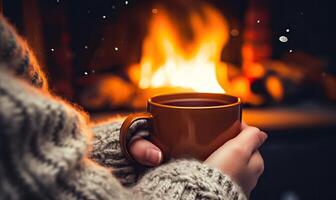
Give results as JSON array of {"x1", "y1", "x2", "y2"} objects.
[{"x1": 162, "y1": 99, "x2": 226, "y2": 107}]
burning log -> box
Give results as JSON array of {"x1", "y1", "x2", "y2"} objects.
[
  {"x1": 79, "y1": 75, "x2": 193, "y2": 110},
  {"x1": 79, "y1": 75, "x2": 136, "y2": 109}
]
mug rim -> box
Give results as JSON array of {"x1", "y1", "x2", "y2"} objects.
[{"x1": 148, "y1": 92, "x2": 241, "y2": 110}]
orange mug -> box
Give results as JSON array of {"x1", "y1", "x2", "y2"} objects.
[{"x1": 120, "y1": 93, "x2": 242, "y2": 163}]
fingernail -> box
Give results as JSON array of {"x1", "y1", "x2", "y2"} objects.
[{"x1": 145, "y1": 148, "x2": 162, "y2": 166}]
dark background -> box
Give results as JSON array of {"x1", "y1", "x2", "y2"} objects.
[{"x1": 3, "y1": 0, "x2": 336, "y2": 199}]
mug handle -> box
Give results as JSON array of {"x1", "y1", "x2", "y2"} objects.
[{"x1": 120, "y1": 112, "x2": 153, "y2": 163}]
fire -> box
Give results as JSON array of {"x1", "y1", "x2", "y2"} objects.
[{"x1": 129, "y1": 4, "x2": 229, "y2": 93}]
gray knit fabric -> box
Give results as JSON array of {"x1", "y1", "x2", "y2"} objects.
[
  {"x1": 0, "y1": 15, "x2": 47, "y2": 90},
  {"x1": 0, "y1": 15, "x2": 247, "y2": 200},
  {"x1": 90, "y1": 120, "x2": 149, "y2": 186}
]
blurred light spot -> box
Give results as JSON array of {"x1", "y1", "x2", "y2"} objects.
[
  {"x1": 279, "y1": 36, "x2": 288, "y2": 43},
  {"x1": 230, "y1": 29, "x2": 240, "y2": 37},
  {"x1": 266, "y1": 75, "x2": 284, "y2": 102},
  {"x1": 152, "y1": 8, "x2": 158, "y2": 14},
  {"x1": 257, "y1": 19, "x2": 261, "y2": 23},
  {"x1": 84, "y1": 45, "x2": 88, "y2": 49},
  {"x1": 245, "y1": 63, "x2": 265, "y2": 78},
  {"x1": 289, "y1": 49, "x2": 293, "y2": 53},
  {"x1": 286, "y1": 29, "x2": 290, "y2": 32},
  {"x1": 281, "y1": 191, "x2": 300, "y2": 200},
  {"x1": 114, "y1": 47, "x2": 119, "y2": 51},
  {"x1": 84, "y1": 72, "x2": 88, "y2": 75},
  {"x1": 125, "y1": 1, "x2": 128, "y2": 5},
  {"x1": 102, "y1": 15, "x2": 106, "y2": 19},
  {"x1": 231, "y1": 77, "x2": 250, "y2": 96},
  {"x1": 51, "y1": 48, "x2": 55, "y2": 52}
]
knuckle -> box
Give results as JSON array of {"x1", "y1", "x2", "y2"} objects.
[
  {"x1": 248, "y1": 127, "x2": 261, "y2": 134},
  {"x1": 255, "y1": 132, "x2": 265, "y2": 145},
  {"x1": 230, "y1": 144, "x2": 248, "y2": 157},
  {"x1": 249, "y1": 128, "x2": 264, "y2": 145}
]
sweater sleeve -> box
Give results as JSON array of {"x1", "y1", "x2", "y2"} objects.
[
  {"x1": 135, "y1": 159, "x2": 246, "y2": 200},
  {"x1": 0, "y1": 68, "x2": 133, "y2": 199},
  {"x1": 0, "y1": 15, "x2": 47, "y2": 90},
  {"x1": 89, "y1": 119, "x2": 150, "y2": 186}
]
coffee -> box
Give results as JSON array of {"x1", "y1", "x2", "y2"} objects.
[{"x1": 162, "y1": 99, "x2": 225, "y2": 107}]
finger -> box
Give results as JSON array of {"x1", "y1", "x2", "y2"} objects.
[
  {"x1": 129, "y1": 139, "x2": 162, "y2": 166},
  {"x1": 237, "y1": 151, "x2": 264, "y2": 196},
  {"x1": 232, "y1": 127, "x2": 267, "y2": 155},
  {"x1": 248, "y1": 151, "x2": 264, "y2": 177}
]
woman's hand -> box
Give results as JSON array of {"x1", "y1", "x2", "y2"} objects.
[
  {"x1": 129, "y1": 136, "x2": 163, "y2": 166},
  {"x1": 204, "y1": 123, "x2": 267, "y2": 197},
  {"x1": 128, "y1": 122, "x2": 267, "y2": 196}
]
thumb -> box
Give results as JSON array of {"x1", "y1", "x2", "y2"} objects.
[{"x1": 129, "y1": 138, "x2": 162, "y2": 166}]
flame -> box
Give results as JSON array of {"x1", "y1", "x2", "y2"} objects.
[{"x1": 130, "y1": 4, "x2": 229, "y2": 93}]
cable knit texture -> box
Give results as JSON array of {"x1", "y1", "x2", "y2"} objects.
[
  {"x1": 0, "y1": 15, "x2": 247, "y2": 200},
  {"x1": 90, "y1": 120, "x2": 149, "y2": 186},
  {"x1": 135, "y1": 160, "x2": 246, "y2": 200}
]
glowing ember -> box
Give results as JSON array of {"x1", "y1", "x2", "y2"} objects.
[{"x1": 129, "y1": 4, "x2": 229, "y2": 93}]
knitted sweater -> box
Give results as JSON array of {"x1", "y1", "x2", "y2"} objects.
[{"x1": 0, "y1": 15, "x2": 246, "y2": 200}]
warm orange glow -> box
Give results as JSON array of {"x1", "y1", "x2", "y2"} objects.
[
  {"x1": 230, "y1": 76, "x2": 250, "y2": 97},
  {"x1": 229, "y1": 76, "x2": 264, "y2": 105},
  {"x1": 244, "y1": 62, "x2": 266, "y2": 78},
  {"x1": 266, "y1": 75, "x2": 284, "y2": 102},
  {"x1": 129, "y1": 4, "x2": 229, "y2": 93}
]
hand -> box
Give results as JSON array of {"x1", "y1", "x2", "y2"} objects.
[
  {"x1": 128, "y1": 133, "x2": 163, "y2": 166},
  {"x1": 204, "y1": 123, "x2": 267, "y2": 197}
]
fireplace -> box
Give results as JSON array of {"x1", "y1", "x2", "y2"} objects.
[
  {"x1": 4, "y1": 0, "x2": 336, "y2": 112},
  {"x1": 3, "y1": 0, "x2": 336, "y2": 199}
]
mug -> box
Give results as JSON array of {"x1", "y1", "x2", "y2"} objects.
[{"x1": 120, "y1": 93, "x2": 242, "y2": 163}]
